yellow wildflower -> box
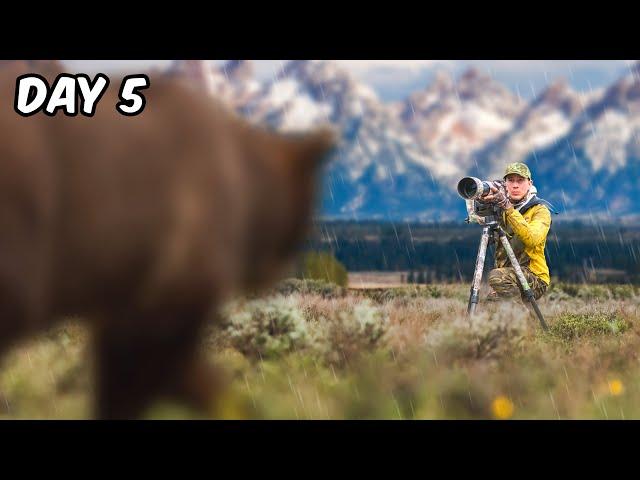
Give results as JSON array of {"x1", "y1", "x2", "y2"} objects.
[
  {"x1": 491, "y1": 395, "x2": 514, "y2": 419},
  {"x1": 608, "y1": 379, "x2": 624, "y2": 396}
]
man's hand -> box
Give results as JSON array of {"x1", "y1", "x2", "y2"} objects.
[{"x1": 480, "y1": 182, "x2": 513, "y2": 210}]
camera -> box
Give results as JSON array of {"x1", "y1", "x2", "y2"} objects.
[
  {"x1": 457, "y1": 177, "x2": 506, "y2": 222},
  {"x1": 457, "y1": 177, "x2": 502, "y2": 200}
]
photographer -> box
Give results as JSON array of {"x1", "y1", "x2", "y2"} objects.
[{"x1": 478, "y1": 163, "x2": 552, "y2": 302}]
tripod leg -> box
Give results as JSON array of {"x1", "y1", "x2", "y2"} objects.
[
  {"x1": 497, "y1": 231, "x2": 549, "y2": 331},
  {"x1": 468, "y1": 226, "x2": 490, "y2": 316}
]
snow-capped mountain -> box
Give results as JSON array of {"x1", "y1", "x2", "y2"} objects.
[
  {"x1": 472, "y1": 79, "x2": 603, "y2": 180},
  {"x1": 164, "y1": 60, "x2": 261, "y2": 110},
  {"x1": 163, "y1": 59, "x2": 640, "y2": 221},
  {"x1": 520, "y1": 62, "x2": 640, "y2": 216},
  {"x1": 397, "y1": 68, "x2": 526, "y2": 180},
  {"x1": 239, "y1": 60, "x2": 456, "y2": 220},
  {"x1": 217, "y1": 60, "x2": 262, "y2": 108}
]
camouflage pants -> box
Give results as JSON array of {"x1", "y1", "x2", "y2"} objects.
[{"x1": 487, "y1": 267, "x2": 548, "y2": 301}]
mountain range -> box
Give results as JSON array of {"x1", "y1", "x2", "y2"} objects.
[{"x1": 163, "y1": 60, "x2": 640, "y2": 222}]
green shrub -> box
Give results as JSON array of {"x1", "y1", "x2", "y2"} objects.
[
  {"x1": 296, "y1": 251, "x2": 348, "y2": 287},
  {"x1": 547, "y1": 283, "x2": 638, "y2": 301},
  {"x1": 548, "y1": 311, "x2": 630, "y2": 340},
  {"x1": 425, "y1": 310, "x2": 527, "y2": 360},
  {"x1": 556, "y1": 283, "x2": 580, "y2": 297},
  {"x1": 272, "y1": 278, "x2": 346, "y2": 299},
  {"x1": 576, "y1": 285, "x2": 611, "y2": 301},
  {"x1": 546, "y1": 288, "x2": 572, "y2": 302},
  {"x1": 318, "y1": 300, "x2": 389, "y2": 367},
  {"x1": 609, "y1": 284, "x2": 638, "y2": 300},
  {"x1": 221, "y1": 297, "x2": 310, "y2": 360},
  {"x1": 359, "y1": 285, "x2": 444, "y2": 304}
]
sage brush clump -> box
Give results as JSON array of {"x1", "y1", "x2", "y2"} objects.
[
  {"x1": 221, "y1": 296, "x2": 310, "y2": 360},
  {"x1": 549, "y1": 311, "x2": 630, "y2": 340},
  {"x1": 547, "y1": 283, "x2": 639, "y2": 302},
  {"x1": 272, "y1": 278, "x2": 346, "y2": 299},
  {"x1": 316, "y1": 300, "x2": 390, "y2": 367},
  {"x1": 6, "y1": 281, "x2": 640, "y2": 420},
  {"x1": 425, "y1": 308, "x2": 528, "y2": 360},
  {"x1": 359, "y1": 285, "x2": 444, "y2": 304}
]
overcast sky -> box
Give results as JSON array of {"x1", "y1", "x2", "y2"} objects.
[{"x1": 63, "y1": 60, "x2": 635, "y2": 102}]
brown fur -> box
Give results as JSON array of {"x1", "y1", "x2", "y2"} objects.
[{"x1": 0, "y1": 62, "x2": 334, "y2": 418}]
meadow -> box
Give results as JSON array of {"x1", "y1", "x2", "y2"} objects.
[{"x1": 1, "y1": 279, "x2": 639, "y2": 419}]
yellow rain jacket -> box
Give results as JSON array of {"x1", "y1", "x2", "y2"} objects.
[{"x1": 496, "y1": 203, "x2": 552, "y2": 286}]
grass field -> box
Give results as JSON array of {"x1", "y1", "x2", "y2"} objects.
[{"x1": 1, "y1": 280, "x2": 639, "y2": 419}]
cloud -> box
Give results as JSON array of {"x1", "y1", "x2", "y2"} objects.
[
  {"x1": 63, "y1": 60, "x2": 171, "y2": 74},
  {"x1": 61, "y1": 59, "x2": 635, "y2": 103},
  {"x1": 469, "y1": 60, "x2": 628, "y2": 74},
  {"x1": 333, "y1": 60, "x2": 454, "y2": 73},
  {"x1": 339, "y1": 60, "x2": 632, "y2": 101}
]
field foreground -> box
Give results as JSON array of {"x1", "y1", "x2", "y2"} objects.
[{"x1": 1, "y1": 280, "x2": 639, "y2": 419}]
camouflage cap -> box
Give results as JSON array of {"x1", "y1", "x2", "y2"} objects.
[{"x1": 504, "y1": 162, "x2": 532, "y2": 180}]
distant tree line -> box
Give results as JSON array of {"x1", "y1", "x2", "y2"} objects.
[{"x1": 302, "y1": 221, "x2": 640, "y2": 284}]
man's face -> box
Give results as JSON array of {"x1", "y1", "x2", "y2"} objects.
[{"x1": 505, "y1": 174, "x2": 532, "y2": 201}]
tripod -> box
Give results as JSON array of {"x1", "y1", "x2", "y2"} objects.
[{"x1": 467, "y1": 213, "x2": 548, "y2": 331}]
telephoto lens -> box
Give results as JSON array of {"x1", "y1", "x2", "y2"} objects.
[{"x1": 457, "y1": 177, "x2": 492, "y2": 200}]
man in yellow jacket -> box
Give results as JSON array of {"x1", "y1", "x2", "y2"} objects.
[{"x1": 480, "y1": 162, "x2": 553, "y2": 301}]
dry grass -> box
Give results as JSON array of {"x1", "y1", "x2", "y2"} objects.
[{"x1": 1, "y1": 281, "x2": 640, "y2": 419}]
